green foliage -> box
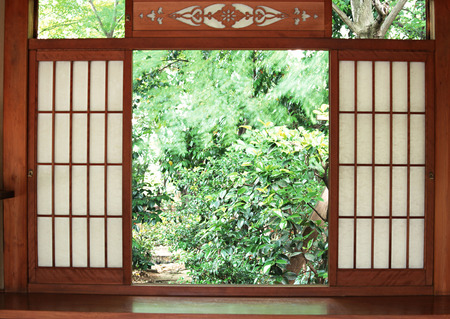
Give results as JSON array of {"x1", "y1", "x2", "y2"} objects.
[
  {"x1": 133, "y1": 50, "x2": 329, "y2": 181},
  {"x1": 38, "y1": 0, "x2": 124, "y2": 38},
  {"x1": 163, "y1": 124, "x2": 328, "y2": 284},
  {"x1": 132, "y1": 223, "x2": 154, "y2": 271}
]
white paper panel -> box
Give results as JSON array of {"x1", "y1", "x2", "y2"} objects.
[
  {"x1": 107, "y1": 114, "x2": 123, "y2": 164},
  {"x1": 72, "y1": 114, "x2": 88, "y2": 163},
  {"x1": 374, "y1": 167, "x2": 390, "y2": 217},
  {"x1": 89, "y1": 166, "x2": 105, "y2": 215},
  {"x1": 37, "y1": 217, "x2": 53, "y2": 267},
  {"x1": 72, "y1": 218, "x2": 88, "y2": 267},
  {"x1": 410, "y1": 62, "x2": 426, "y2": 113},
  {"x1": 338, "y1": 219, "x2": 354, "y2": 269},
  {"x1": 90, "y1": 218, "x2": 105, "y2": 267},
  {"x1": 409, "y1": 219, "x2": 424, "y2": 268},
  {"x1": 392, "y1": 167, "x2": 408, "y2": 216},
  {"x1": 37, "y1": 113, "x2": 53, "y2": 163},
  {"x1": 107, "y1": 219, "x2": 123, "y2": 267},
  {"x1": 108, "y1": 61, "x2": 124, "y2": 111},
  {"x1": 410, "y1": 114, "x2": 425, "y2": 165},
  {"x1": 107, "y1": 166, "x2": 122, "y2": 216},
  {"x1": 410, "y1": 167, "x2": 425, "y2": 217},
  {"x1": 54, "y1": 114, "x2": 70, "y2": 163},
  {"x1": 356, "y1": 61, "x2": 372, "y2": 112},
  {"x1": 339, "y1": 114, "x2": 354, "y2": 164},
  {"x1": 90, "y1": 61, "x2": 106, "y2": 111},
  {"x1": 54, "y1": 217, "x2": 70, "y2": 267},
  {"x1": 392, "y1": 62, "x2": 408, "y2": 112},
  {"x1": 374, "y1": 62, "x2": 390, "y2": 112},
  {"x1": 55, "y1": 61, "x2": 71, "y2": 111},
  {"x1": 54, "y1": 165, "x2": 70, "y2": 215},
  {"x1": 356, "y1": 219, "x2": 371, "y2": 268},
  {"x1": 90, "y1": 113, "x2": 105, "y2": 163},
  {"x1": 73, "y1": 61, "x2": 88, "y2": 111},
  {"x1": 72, "y1": 166, "x2": 87, "y2": 215},
  {"x1": 37, "y1": 165, "x2": 52, "y2": 215},
  {"x1": 38, "y1": 61, "x2": 53, "y2": 111},
  {"x1": 373, "y1": 219, "x2": 389, "y2": 268},
  {"x1": 357, "y1": 167, "x2": 372, "y2": 216},
  {"x1": 392, "y1": 114, "x2": 408, "y2": 164},
  {"x1": 339, "y1": 166, "x2": 354, "y2": 217},
  {"x1": 339, "y1": 61, "x2": 355, "y2": 111},
  {"x1": 356, "y1": 114, "x2": 372, "y2": 164},
  {"x1": 374, "y1": 114, "x2": 390, "y2": 164},
  {"x1": 391, "y1": 219, "x2": 407, "y2": 268}
]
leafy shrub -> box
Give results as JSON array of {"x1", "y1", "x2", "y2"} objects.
[{"x1": 163, "y1": 123, "x2": 328, "y2": 284}]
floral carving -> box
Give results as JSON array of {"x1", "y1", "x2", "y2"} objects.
[{"x1": 169, "y1": 4, "x2": 289, "y2": 29}]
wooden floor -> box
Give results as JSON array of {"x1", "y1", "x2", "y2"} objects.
[{"x1": 0, "y1": 294, "x2": 450, "y2": 318}]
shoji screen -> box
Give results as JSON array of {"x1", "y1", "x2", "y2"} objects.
[
  {"x1": 330, "y1": 51, "x2": 434, "y2": 287},
  {"x1": 28, "y1": 50, "x2": 131, "y2": 285}
]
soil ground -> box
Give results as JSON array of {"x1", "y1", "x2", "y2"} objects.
[{"x1": 132, "y1": 246, "x2": 191, "y2": 284}]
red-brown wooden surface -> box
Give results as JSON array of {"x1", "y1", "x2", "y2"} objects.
[
  {"x1": 434, "y1": 0, "x2": 450, "y2": 296},
  {"x1": 133, "y1": 1, "x2": 325, "y2": 31},
  {"x1": 3, "y1": 0, "x2": 30, "y2": 292},
  {"x1": 332, "y1": 50, "x2": 434, "y2": 287},
  {"x1": 27, "y1": 50, "x2": 132, "y2": 285},
  {"x1": 4, "y1": 0, "x2": 449, "y2": 296}
]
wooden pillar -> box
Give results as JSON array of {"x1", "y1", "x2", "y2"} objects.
[
  {"x1": 434, "y1": 0, "x2": 450, "y2": 295},
  {"x1": 3, "y1": 0, "x2": 30, "y2": 292}
]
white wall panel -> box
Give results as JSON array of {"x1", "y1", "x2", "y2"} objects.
[
  {"x1": 38, "y1": 61, "x2": 53, "y2": 111},
  {"x1": 72, "y1": 61, "x2": 88, "y2": 111},
  {"x1": 54, "y1": 61, "x2": 71, "y2": 111},
  {"x1": 90, "y1": 61, "x2": 106, "y2": 111},
  {"x1": 54, "y1": 217, "x2": 70, "y2": 267},
  {"x1": 72, "y1": 218, "x2": 88, "y2": 267},
  {"x1": 107, "y1": 219, "x2": 123, "y2": 267},
  {"x1": 108, "y1": 61, "x2": 124, "y2": 111},
  {"x1": 356, "y1": 61, "x2": 372, "y2": 112},
  {"x1": 339, "y1": 61, "x2": 355, "y2": 111},
  {"x1": 374, "y1": 62, "x2": 390, "y2": 112},
  {"x1": 338, "y1": 219, "x2": 354, "y2": 269}
]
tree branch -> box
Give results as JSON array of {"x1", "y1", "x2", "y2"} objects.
[
  {"x1": 332, "y1": 2, "x2": 358, "y2": 35},
  {"x1": 87, "y1": 0, "x2": 108, "y2": 37},
  {"x1": 379, "y1": 0, "x2": 408, "y2": 38},
  {"x1": 307, "y1": 202, "x2": 327, "y2": 223}
]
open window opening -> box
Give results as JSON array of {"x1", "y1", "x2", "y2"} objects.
[{"x1": 131, "y1": 50, "x2": 330, "y2": 285}]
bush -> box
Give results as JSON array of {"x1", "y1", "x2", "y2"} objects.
[{"x1": 163, "y1": 123, "x2": 328, "y2": 284}]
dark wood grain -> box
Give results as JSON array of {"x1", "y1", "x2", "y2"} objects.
[
  {"x1": 28, "y1": 38, "x2": 435, "y2": 52},
  {"x1": 0, "y1": 294, "x2": 449, "y2": 318},
  {"x1": 433, "y1": 0, "x2": 450, "y2": 296},
  {"x1": 3, "y1": 0, "x2": 30, "y2": 292}
]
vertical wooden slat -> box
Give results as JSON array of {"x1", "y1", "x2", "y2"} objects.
[
  {"x1": 371, "y1": 61, "x2": 375, "y2": 269},
  {"x1": 406, "y1": 63, "x2": 411, "y2": 269},
  {"x1": 328, "y1": 50, "x2": 339, "y2": 286},
  {"x1": 69, "y1": 61, "x2": 74, "y2": 268},
  {"x1": 424, "y1": 54, "x2": 435, "y2": 286},
  {"x1": 87, "y1": 61, "x2": 91, "y2": 268},
  {"x1": 104, "y1": 62, "x2": 109, "y2": 267},
  {"x1": 388, "y1": 61, "x2": 393, "y2": 269},
  {"x1": 122, "y1": 50, "x2": 133, "y2": 284},
  {"x1": 353, "y1": 61, "x2": 358, "y2": 269},
  {"x1": 51, "y1": 61, "x2": 56, "y2": 267},
  {"x1": 27, "y1": 50, "x2": 38, "y2": 283}
]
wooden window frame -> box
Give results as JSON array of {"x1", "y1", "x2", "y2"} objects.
[{"x1": 3, "y1": 0, "x2": 450, "y2": 296}]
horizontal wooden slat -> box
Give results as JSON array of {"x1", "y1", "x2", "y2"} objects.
[
  {"x1": 28, "y1": 38, "x2": 435, "y2": 52},
  {"x1": 336, "y1": 269, "x2": 428, "y2": 287},
  {"x1": 28, "y1": 284, "x2": 433, "y2": 297},
  {"x1": 338, "y1": 51, "x2": 430, "y2": 62},
  {"x1": 33, "y1": 268, "x2": 123, "y2": 285},
  {"x1": 133, "y1": 2, "x2": 325, "y2": 32},
  {"x1": 2, "y1": 294, "x2": 449, "y2": 318},
  {"x1": 36, "y1": 51, "x2": 125, "y2": 61}
]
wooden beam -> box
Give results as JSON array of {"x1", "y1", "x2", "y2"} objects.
[
  {"x1": 3, "y1": 0, "x2": 30, "y2": 292},
  {"x1": 434, "y1": 1, "x2": 450, "y2": 295}
]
